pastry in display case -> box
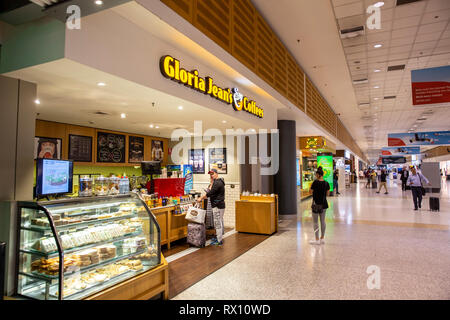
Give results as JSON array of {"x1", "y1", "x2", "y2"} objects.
[{"x1": 15, "y1": 193, "x2": 161, "y2": 300}]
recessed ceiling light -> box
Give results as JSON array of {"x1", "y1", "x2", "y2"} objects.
[
  {"x1": 222, "y1": 120, "x2": 227, "y2": 123},
  {"x1": 155, "y1": 126, "x2": 159, "y2": 129},
  {"x1": 374, "y1": 69, "x2": 381, "y2": 73},
  {"x1": 95, "y1": 0, "x2": 103, "y2": 5},
  {"x1": 178, "y1": 106, "x2": 183, "y2": 110},
  {"x1": 374, "y1": 2, "x2": 384, "y2": 8},
  {"x1": 374, "y1": 98, "x2": 380, "y2": 100},
  {"x1": 120, "y1": 113, "x2": 126, "y2": 119},
  {"x1": 374, "y1": 44, "x2": 382, "y2": 48},
  {"x1": 149, "y1": 124, "x2": 154, "y2": 128},
  {"x1": 374, "y1": 86, "x2": 380, "y2": 89},
  {"x1": 34, "y1": 99, "x2": 41, "y2": 105},
  {"x1": 97, "y1": 82, "x2": 106, "y2": 87}
]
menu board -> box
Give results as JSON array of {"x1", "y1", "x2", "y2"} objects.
[
  {"x1": 209, "y1": 148, "x2": 227, "y2": 174},
  {"x1": 189, "y1": 149, "x2": 205, "y2": 174},
  {"x1": 129, "y1": 136, "x2": 144, "y2": 163},
  {"x1": 68, "y1": 134, "x2": 92, "y2": 162},
  {"x1": 96, "y1": 132, "x2": 125, "y2": 163}
]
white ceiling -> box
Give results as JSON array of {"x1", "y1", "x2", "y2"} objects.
[
  {"x1": 7, "y1": 59, "x2": 257, "y2": 138},
  {"x1": 253, "y1": 0, "x2": 450, "y2": 162}
]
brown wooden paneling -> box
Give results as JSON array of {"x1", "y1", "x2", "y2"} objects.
[
  {"x1": 255, "y1": 12, "x2": 274, "y2": 86},
  {"x1": 194, "y1": 0, "x2": 232, "y2": 53},
  {"x1": 160, "y1": 0, "x2": 193, "y2": 23},
  {"x1": 286, "y1": 53, "x2": 298, "y2": 106},
  {"x1": 232, "y1": 0, "x2": 256, "y2": 71}
]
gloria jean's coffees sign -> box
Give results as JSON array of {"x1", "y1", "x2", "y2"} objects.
[{"x1": 160, "y1": 55, "x2": 264, "y2": 118}]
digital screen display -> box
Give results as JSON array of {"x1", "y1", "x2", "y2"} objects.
[
  {"x1": 36, "y1": 159, "x2": 73, "y2": 197},
  {"x1": 317, "y1": 155, "x2": 334, "y2": 192}
]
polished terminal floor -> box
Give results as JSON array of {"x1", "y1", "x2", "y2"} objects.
[{"x1": 173, "y1": 178, "x2": 450, "y2": 300}]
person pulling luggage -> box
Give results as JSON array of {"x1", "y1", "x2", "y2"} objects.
[
  {"x1": 197, "y1": 169, "x2": 225, "y2": 246},
  {"x1": 406, "y1": 167, "x2": 431, "y2": 211}
]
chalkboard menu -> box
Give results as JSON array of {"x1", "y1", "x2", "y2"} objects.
[
  {"x1": 97, "y1": 132, "x2": 125, "y2": 163},
  {"x1": 68, "y1": 135, "x2": 92, "y2": 162},
  {"x1": 129, "y1": 136, "x2": 144, "y2": 163}
]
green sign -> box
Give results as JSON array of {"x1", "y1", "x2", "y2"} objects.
[{"x1": 317, "y1": 155, "x2": 333, "y2": 192}]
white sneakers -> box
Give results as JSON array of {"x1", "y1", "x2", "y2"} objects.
[{"x1": 309, "y1": 239, "x2": 325, "y2": 245}]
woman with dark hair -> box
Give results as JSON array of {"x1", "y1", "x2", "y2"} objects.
[{"x1": 309, "y1": 166, "x2": 330, "y2": 245}]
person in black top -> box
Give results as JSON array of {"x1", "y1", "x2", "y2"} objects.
[
  {"x1": 376, "y1": 169, "x2": 388, "y2": 194},
  {"x1": 400, "y1": 166, "x2": 409, "y2": 191},
  {"x1": 197, "y1": 169, "x2": 225, "y2": 245},
  {"x1": 309, "y1": 167, "x2": 330, "y2": 245},
  {"x1": 333, "y1": 169, "x2": 340, "y2": 195}
]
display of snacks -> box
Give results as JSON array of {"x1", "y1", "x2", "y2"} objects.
[
  {"x1": 17, "y1": 193, "x2": 161, "y2": 300},
  {"x1": 79, "y1": 177, "x2": 93, "y2": 197},
  {"x1": 94, "y1": 176, "x2": 109, "y2": 196},
  {"x1": 108, "y1": 176, "x2": 120, "y2": 195}
]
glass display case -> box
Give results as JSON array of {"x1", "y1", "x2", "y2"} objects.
[{"x1": 15, "y1": 193, "x2": 161, "y2": 300}]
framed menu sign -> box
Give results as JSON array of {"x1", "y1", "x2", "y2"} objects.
[
  {"x1": 189, "y1": 149, "x2": 205, "y2": 174},
  {"x1": 209, "y1": 148, "x2": 227, "y2": 174},
  {"x1": 96, "y1": 132, "x2": 125, "y2": 163},
  {"x1": 129, "y1": 136, "x2": 144, "y2": 163},
  {"x1": 68, "y1": 134, "x2": 92, "y2": 162}
]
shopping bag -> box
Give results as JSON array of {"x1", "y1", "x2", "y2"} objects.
[{"x1": 185, "y1": 203, "x2": 206, "y2": 224}]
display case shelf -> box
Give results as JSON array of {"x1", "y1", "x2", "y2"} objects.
[
  {"x1": 20, "y1": 247, "x2": 148, "y2": 281},
  {"x1": 21, "y1": 213, "x2": 139, "y2": 233},
  {"x1": 21, "y1": 230, "x2": 143, "y2": 258}
]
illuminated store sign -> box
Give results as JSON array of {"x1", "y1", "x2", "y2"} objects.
[{"x1": 160, "y1": 55, "x2": 264, "y2": 118}]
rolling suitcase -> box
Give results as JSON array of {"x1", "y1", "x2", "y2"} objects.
[
  {"x1": 372, "y1": 181, "x2": 377, "y2": 189},
  {"x1": 187, "y1": 222, "x2": 206, "y2": 247},
  {"x1": 429, "y1": 197, "x2": 440, "y2": 212}
]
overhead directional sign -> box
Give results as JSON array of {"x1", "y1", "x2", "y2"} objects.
[
  {"x1": 412, "y1": 65, "x2": 450, "y2": 106},
  {"x1": 388, "y1": 131, "x2": 450, "y2": 146},
  {"x1": 381, "y1": 147, "x2": 420, "y2": 156}
]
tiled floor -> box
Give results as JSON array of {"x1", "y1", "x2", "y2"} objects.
[{"x1": 172, "y1": 178, "x2": 450, "y2": 300}]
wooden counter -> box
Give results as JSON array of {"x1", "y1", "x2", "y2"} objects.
[
  {"x1": 151, "y1": 204, "x2": 190, "y2": 249},
  {"x1": 236, "y1": 195, "x2": 278, "y2": 235},
  {"x1": 84, "y1": 254, "x2": 169, "y2": 300}
]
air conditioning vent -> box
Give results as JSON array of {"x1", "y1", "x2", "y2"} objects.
[
  {"x1": 340, "y1": 26, "x2": 365, "y2": 39},
  {"x1": 396, "y1": 0, "x2": 422, "y2": 6},
  {"x1": 353, "y1": 78, "x2": 369, "y2": 85},
  {"x1": 387, "y1": 64, "x2": 406, "y2": 71},
  {"x1": 384, "y1": 96, "x2": 396, "y2": 99}
]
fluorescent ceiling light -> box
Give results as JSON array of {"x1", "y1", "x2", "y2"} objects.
[
  {"x1": 374, "y1": 44, "x2": 382, "y2": 48},
  {"x1": 374, "y1": 69, "x2": 381, "y2": 72},
  {"x1": 374, "y1": 86, "x2": 380, "y2": 89},
  {"x1": 35, "y1": 99, "x2": 41, "y2": 105},
  {"x1": 121, "y1": 113, "x2": 126, "y2": 119},
  {"x1": 97, "y1": 82, "x2": 106, "y2": 87},
  {"x1": 178, "y1": 106, "x2": 183, "y2": 110},
  {"x1": 149, "y1": 124, "x2": 154, "y2": 128},
  {"x1": 95, "y1": 0, "x2": 103, "y2": 5},
  {"x1": 222, "y1": 120, "x2": 227, "y2": 123},
  {"x1": 155, "y1": 126, "x2": 159, "y2": 129}
]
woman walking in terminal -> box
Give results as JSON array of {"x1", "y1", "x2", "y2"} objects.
[
  {"x1": 407, "y1": 167, "x2": 430, "y2": 211},
  {"x1": 309, "y1": 167, "x2": 330, "y2": 245}
]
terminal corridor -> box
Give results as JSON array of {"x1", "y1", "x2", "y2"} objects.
[{"x1": 173, "y1": 179, "x2": 450, "y2": 300}]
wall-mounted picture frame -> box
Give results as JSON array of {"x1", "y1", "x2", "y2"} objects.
[
  {"x1": 129, "y1": 136, "x2": 145, "y2": 163},
  {"x1": 34, "y1": 136, "x2": 62, "y2": 160},
  {"x1": 209, "y1": 148, "x2": 227, "y2": 174},
  {"x1": 96, "y1": 131, "x2": 126, "y2": 163},
  {"x1": 68, "y1": 134, "x2": 92, "y2": 162},
  {"x1": 189, "y1": 149, "x2": 205, "y2": 174},
  {"x1": 151, "y1": 139, "x2": 164, "y2": 161}
]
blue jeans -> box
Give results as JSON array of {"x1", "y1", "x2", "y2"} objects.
[{"x1": 333, "y1": 179, "x2": 339, "y2": 193}]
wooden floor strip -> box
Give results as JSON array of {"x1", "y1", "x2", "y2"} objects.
[{"x1": 168, "y1": 232, "x2": 269, "y2": 299}]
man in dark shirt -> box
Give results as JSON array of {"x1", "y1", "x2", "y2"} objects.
[
  {"x1": 400, "y1": 166, "x2": 409, "y2": 191},
  {"x1": 333, "y1": 170, "x2": 340, "y2": 195},
  {"x1": 197, "y1": 169, "x2": 225, "y2": 245},
  {"x1": 376, "y1": 169, "x2": 388, "y2": 194}
]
